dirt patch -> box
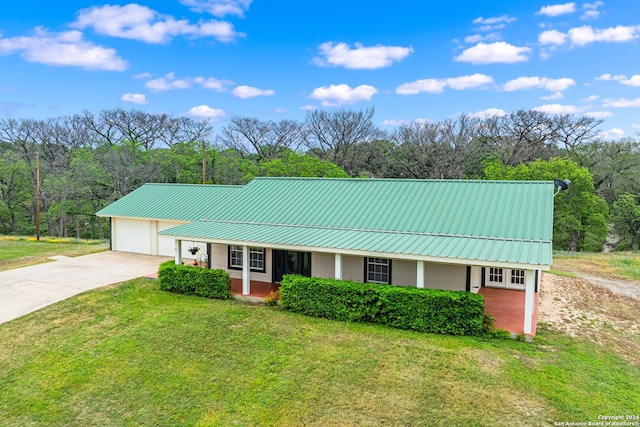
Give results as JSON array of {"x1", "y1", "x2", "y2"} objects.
[{"x1": 538, "y1": 272, "x2": 640, "y2": 365}]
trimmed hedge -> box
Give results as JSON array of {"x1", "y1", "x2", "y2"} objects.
[
  {"x1": 279, "y1": 275, "x2": 484, "y2": 336},
  {"x1": 158, "y1": 261, "x2": 232, "y2": 300}
]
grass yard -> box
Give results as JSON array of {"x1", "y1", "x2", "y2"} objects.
[
  {"x1": 0, "y1": 278, "x2": 638, "y2": 426},
  {"x1": 0, "y1": 236, "x2": 108, "y2": 272},
  {"x1": 553, "y1": 250, "x2": 640, "y2": 281}
]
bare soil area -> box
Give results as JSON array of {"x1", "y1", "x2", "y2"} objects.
[{"x1": 538, "y1": 270, "x2": 640, "y2": 365}]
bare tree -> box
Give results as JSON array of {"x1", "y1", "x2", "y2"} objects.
[
  {"x1": 477, "y1": 110, "x2": 562, "y2": 167},
  {"x1": 391, "y1": 115, "x2": 483, "y2": 179},
  {"x1": 304, "y1": 107, "x2": 385, "y2": 176},
  {"x1": 218, "y1": 116, "x2": 305, "y2": 162}
]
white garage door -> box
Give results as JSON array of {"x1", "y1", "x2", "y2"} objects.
[{"x1": 113, "y1": 218, "x2": 151, "y2": 254}]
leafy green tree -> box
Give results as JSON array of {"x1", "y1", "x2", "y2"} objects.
[
  {"x1": 611, "y1": 193, "x2": 640, "y2": 251},
  {"x1": 483, "y1": 158, "x2": 609, "y2": 251},
  {"x1": 0, "y1": 149, "x2": 31, "y2": 234},
  {"x1": 250, "y1": 151, "x2": 348, "y2": 179}
]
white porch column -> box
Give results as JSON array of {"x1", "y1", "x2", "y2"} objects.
[
  {"x1": 175, "y1": 239, "x2": 182, "y2": 265},
  {"x1": 416, "y1": 260, "x2": 425, "y2": 288},
  {"x1": 242, "y1": 245, "x2": 250, "y2": 295},
  {"x1": 335, "y1": 253, "x2": 343, "y2": 280},
  {"x1": 524, "y1": 269, "x2": 536, "y2": 335}
]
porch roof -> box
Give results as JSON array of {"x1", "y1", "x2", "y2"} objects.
[{"x1": 159, "y1": 218, "x2": 553, "y2": 268}]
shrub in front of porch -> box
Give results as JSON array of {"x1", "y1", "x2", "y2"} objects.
[
  {"x1": 376, "y1": 286, "x2": 484, "y2": 336},
  {"x1": 279, "y1": 275, "x2": 484, "y2": 336},
  {"x1": 158, "y1": 261, "x2": 232, "y2": 299},
  {"x1": 278, "y1": 275, "x2": 380, "y2": 321}
]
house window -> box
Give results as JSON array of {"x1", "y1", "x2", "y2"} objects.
[
  {"x1": 228, "y1": 245, "x2": 266, "y2": 272},
  {"x1": 511, "y1": 269, "x2": 525, "y2": 285},
  {"x1": 366, "y1": 257, "x2": 391, "y2": 284},
  {"x1": 489, "y1": 267, "x2": 503, "y2": 284}
]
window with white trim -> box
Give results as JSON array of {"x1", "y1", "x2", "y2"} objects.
[
  {"x1": 510, "y1": 269, "x2": 525, "y2": 285},
  {"x1": 489, "y1": 267, "x2": 503, "y2": 284},
  {"x1": 228, "y1": 245, "x2": 266, "y2": 272},
  {"x1": 366, "y1": 257, "x2": 391, "y2": 284}
]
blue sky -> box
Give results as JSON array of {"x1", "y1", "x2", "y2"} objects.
[{"x1": 1, "y1": 0, "x2": 639, "y2": 139}]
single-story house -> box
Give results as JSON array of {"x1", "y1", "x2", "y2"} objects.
[{"x1": 96, "y1": 177, "x2": 555, "y2": 336}]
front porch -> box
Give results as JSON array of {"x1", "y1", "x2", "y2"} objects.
[
  {"x1": 479, "y1": 287, "x2": 539, "y2": 336},
  {"x1": 230, "y1": 279, "x2": 279, "y2": 299}
]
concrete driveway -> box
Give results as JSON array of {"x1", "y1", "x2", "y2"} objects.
[{"x1": 0, "y1": 251, "x2": 172, "y2": 324}]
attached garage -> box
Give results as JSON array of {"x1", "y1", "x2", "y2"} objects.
[
  {"x1": 112, "y1": 218, "x2": 151, "y2": 254},
  {"x1": 97, "y1": 183, "x2": 243, "y2": 257}
]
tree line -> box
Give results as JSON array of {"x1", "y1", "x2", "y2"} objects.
[{"x1": 1, "y1": 107, "x2": 639, "y2": 251}]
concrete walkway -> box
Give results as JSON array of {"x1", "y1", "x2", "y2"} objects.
[{"x1": 0, "y1": 251, "x2": 171, "y2": 324}]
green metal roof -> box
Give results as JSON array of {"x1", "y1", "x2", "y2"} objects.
[
  {"x1": 95, "y1": 183, "x2": 242, "y2": 221},
  {"x1": 148, "y1": 177, "x2": 555, "y2": 267},
  {"x1": 201, "y1": 177, "x2": 554, "y2": 241}
]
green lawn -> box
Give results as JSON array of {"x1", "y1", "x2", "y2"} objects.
[
  {"x1": 0, "y1": 236, "x2": 108, "y2": 272},
  {"x1": 0, "y1": 278, "x2": 638, "y2": 426},
  {"x1": 553, "y1": 250, "x2": 640, "y2": 281}
]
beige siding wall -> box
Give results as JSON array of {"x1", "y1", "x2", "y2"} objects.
[
  {"x1": 391, "y1": 259, "x2": 416, "y2": 286},
  {"x1": 425, "y1": 263, "x2": 466, "y2": 291},
  {"x1": 342, "y1": 255, "x2": 363, "y2": 282},
  {"x1": 157, "y1": 221, "x2": 188, "y2": 257},
  {"x1": 209, "y1": 243, "x2": 272, "y2": 282},
  {"x1": 312, "y1": 252, "x2": 334, "y2": 278}
]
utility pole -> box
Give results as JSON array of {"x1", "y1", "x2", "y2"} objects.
[
  {"x1": 202, "y1": 140, "x2": 206, "y2": 184},
  {"x1": 35, "y1": 152, "x2": 40, "y2": 241}
]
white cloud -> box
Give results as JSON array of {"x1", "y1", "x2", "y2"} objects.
[
  {"x1": 396, "y1": 79, "x2": 447, "y2": 95},
  {"x1": 596, "y1": 73, "x2": 626, "y2": 81},
  {"x1": 621, "y1": 75, "x2": 640, "y2": 87},
  {"x1": 300, "y1": 105, "x2": 317, "y2": 111},
  {"x1": 274, "y1": 107, "x2": 287, "y2": 113},
  {"x1": 582, "y1": 95, "x2": 600, "y2": 102},
  {"x1": 464, "y1": 33, "x2": 501, "y2": 44},
  {"x1": 446, "y1": 74, "x2": 495, "y2": 90},
  {"x1": 584, "y1": 111, "x2": 613, "y2": 118},
  {"x1": 599, "y1": 128, "x2": 626, "y2": 139},
  {"x1": 503, "y1": 76, "x2": 575, "y2": 92},
  {"x1": 120, "y1": 93, "x2": 148, "y2": 104},
  {"x1": 186, "y1": 105, "x2": 226, "y2": 120},
  {"x1": 179, "y1": 0, "x2": 252, "y2": 17},
  {"x1": 134, "y1": 72, "x2": 152, "y2": 79},
  {"x1": 194, "y1": 76, "x2": 230, "y2": 90},
  {"x1": 603, "y1": 98, "x2": 640, "y2": 108},
  {"x1": 231, "y1": 85, "x2": 275, "y2": 98},
  {"x1": 314, "y1": 42, "x2": 413, "y2": 69},
  {"x1": 539, "y1": 25, "x2": 640, "y2": 48},
  {"x1": 533, "y1": 104, "x2": 581, "y2": 114},
  {"x1": 0, "y1": 27, "x2": 127, "y2": 71},
  {"x1": 396, "y1": 73, "x2": 493, "y2": 95},
  {"x1": 309, "y1": 84, "x2": 378, "y2": 107},
  {"x1": 381, "y1": 119, "x2": 408, "y2": 126},
  {"x1": 469, "y1": 108, "x2": 508, "y2": 118},
  {"x1": 568, "y1": 25, "x2": 640, "y2": 46},
  {"x1": 72, "y1": 4, "x2": 242, "y2": 44},
  {"x1": 542, "y1": 91, "x2": 563, "y2": 100},
  {"x1": 537, "y1": 3, "x2": 576, "y2": 17},
  {"x1": 581, "y1": 1, "x2": 604, "y2": 19},
  {"x1": 455, "y1": 42, "x2": 530, "y2": 64},
  {"x1": 539, "y1": 30, "x2": 567, "y2": 45},
  {"x1": 145, "y1": 73, "x2": 231, "y2": 91},
  {"x1": 472, "y1": 15, "x2": 516, "y2": 31}
]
